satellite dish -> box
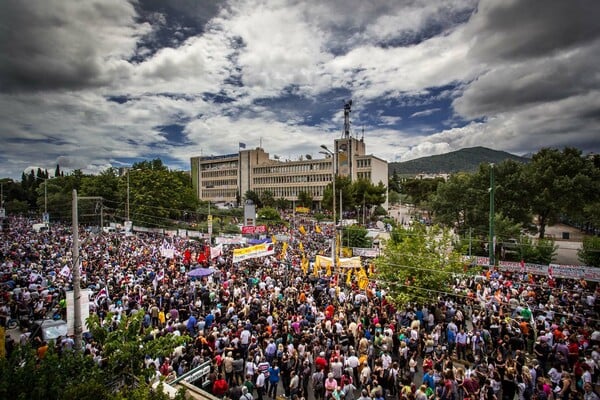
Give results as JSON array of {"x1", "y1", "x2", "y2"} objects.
[
  {"x1": 376, "y1": 221, "x2": 385, "y2": 230},
  {"x1": 305, "y1": 154, "x2": 312, "y2": 160}
]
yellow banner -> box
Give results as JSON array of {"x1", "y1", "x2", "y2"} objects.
[
  {"x1": 299, "y1": 225, "x2": 306, "y2": 235},
  {"x1": 295, "y1": 206, "x2": 310, "y2": 214},
  {"x1": 232, "y1": 243, "x2": 275, "y2": 263},
  {"x1": 315, "y1": 255, "x2": 362, "y2": 268}
]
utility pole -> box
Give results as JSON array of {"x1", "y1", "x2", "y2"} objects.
[
  {"x1": 72, "y1": 190, "x2": 82, "y2": 350},
  {"x1": 489, "y1": 163, "x2": 495, "y2": 267},
  {"x1": 469, "y1": 227, "x2": 472, "y2": 257},
  {"x1": 126, "y1": 170, "x2": 130, "y2": 221},
  {"x1": 72, "y1": 194, "x2": 104, "y2": 349}
]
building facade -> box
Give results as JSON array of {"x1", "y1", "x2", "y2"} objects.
[{"x1": 190, "y1": 136, "x2": 388, "y2": 210}]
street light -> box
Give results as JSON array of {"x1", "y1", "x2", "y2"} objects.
[
  {"x1": 321, "y1": 144, "x2": 340, "y2": 278},
  {"x1": 320, "y1": 145, "x2": 337, "y2": 226}
]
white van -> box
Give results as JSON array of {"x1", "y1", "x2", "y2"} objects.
[{"x1": 32, "y1": 223, "x2": 49, "y2": 233}]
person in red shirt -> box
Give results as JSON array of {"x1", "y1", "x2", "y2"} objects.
[
  {"x1": 315, "y1": 352, "x2": 328, "y2": 372},
  {"x1": 212, "y1": 373, "x2": 229, "y2": 398},
  {"x1": 325, "y1": 304, "x2": 335, "y2": 320}
]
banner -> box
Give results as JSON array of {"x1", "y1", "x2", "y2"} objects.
[
  {"x1": 232, "y1": 242, "x2": 275, "y2": 263},
  {"x1": 490, "y1": 260, "x2": 599, "y2": 282},
  {"x1": 210, "y1": 244, "x2": 223, "y2": 259},
  {"x1": 295, "y1": 206, "x2": 310, "y2": 214},
  {"x1": 315, "y1": 255, "x2": 362, "y2": 268},
  {"x1": 352, "y1": 248, "x2": 380, "y2": 258},
  {"x1": 215, "y1": 236, "x2": 245, "y2": 245},
  {"x1": 242, "y1": 225, "x2": 267, "y2": 234}
]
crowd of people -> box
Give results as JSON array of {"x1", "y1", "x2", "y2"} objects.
[{"x1": 1, "y1": 216, "x2": 599, "y2": 400}]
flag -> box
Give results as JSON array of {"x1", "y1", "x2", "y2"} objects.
[
  {"x1": 94, "y1": 287, "x2": 109, "y2": 306},
  {"x1": 59, "y1": 265, "x2": 71, "y2": 278},
  {"x1": 298, "y1": 225, "x2": 306, "y2": 235},
  {"x1": 547, "y1": 265, "x2": 553, "y2": 280},
  {"x1": 183, "y1": 249, "x2": 192, "y2": 264},
  {"x1": 301, "y1": 255, "x2": 309, "y2": 275},
  {"x1": 346, "y1": 269, "x2": 352, "y2": 286},
  {"x1": 315, "y1": 224, "x2": 321, "y2": 234},
  {"x1": 239, "y1": 142, "x2": 246, "y2": 149},
  {"x1": 157, "y1": 268, "x2": 165, "y2": 283},
  {"x1": 210, "y1": 244, "x2": 223, "y2": 259},
  {"x1": 160, "y1": 239, "x2": 175, "y2": 259},
  {"x1": 281, "y1": 242, "x2": 288, "y2": 259},
  {"x1": 520, "y1": 259, "x2": 525, "y2": 274},
  {"x1": 298, "y1": 241, "x2": 304, "y2": 253}
]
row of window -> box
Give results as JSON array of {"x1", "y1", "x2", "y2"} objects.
[
  {"x1": 201, "y1": 188, "x2": 237, "y2": 199},
  {"x1": 202, "y1": 178, "x2": 237, "y2": 187},
  {"x1": 201, "y1": 169, "x2": 238, "y2": 178},
  {"x1": 255, "y1": 186, "x2": 324, "y2": 199},
  {"x1": 254, "y1": 161, "x2": 330, "y2": 175},
  {"x1": 200, "y1": 161, "x2": 238, "y2": 171},
  {"x1": 356, "y1": 159, "x2": 371, "y2": 168},
  {"x1": 253, "y1": 174, "x2": 332, "y2": 185},
  {"x1": 357, "y1": 172, "x2": 372, "y2": 180}
]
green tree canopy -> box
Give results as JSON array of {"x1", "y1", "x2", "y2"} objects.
[
  {"x1": 525, "y1": 148, "x2": 594, "y2": 238},
  {"x1": 376, "y1": 223, "x2": 464, "y2": 307},
  {"x1": 578, "y1": 236, "x2": 600, "y2": 267}
]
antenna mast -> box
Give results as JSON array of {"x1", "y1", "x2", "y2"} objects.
[{"x1": 343, "y1": 99, "x2": 352, "y2": 138}]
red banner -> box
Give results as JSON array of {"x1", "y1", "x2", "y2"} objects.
[{"x1": 241, "y1": 225, "x2": 267, "y2": 234}]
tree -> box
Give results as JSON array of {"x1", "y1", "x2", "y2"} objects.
[
  {"x1": 524, "y1": 148, "x2": 593, "y2": 238},
  {"x1": 120, "y1": 163, "x2": 199, "y2": 226},
  {"x1": 388, "y1": 171, "x2": 402, "y2": 193},
  {"x1": 322, "y1": 175, "x2": 353, "y2": 213},
  {"x1": 259, "y1": 190, "x2": 275, "y2": 208},
  {"x1": 244, "y1": 190, "x2": 261, "y2": 208},
  {"x1": 341, "y1": 225, "x2": 373, "y2": 248},
  {"x1": 401, "y1": 177, "x2": 444, "y2": 207},
  {"x1": 352, "y1": 179, "x2": 387, "y2": 218},
  {"x1": 297, "y1": 191, "x2": 313, "y2": 208},
  {"x1": 274, "y1": 197, "x2": 290, "y2": 210},
  {"x1": 86, "y1": 312, "x2": 189, "y2": 389},
  {"x1": 578, "y1": 236, "x2": 600, "y2": 267},
  {"x1": 376, "y1": 223, "x2": 465, "y2": 307},
  {"x1": 257, "y1": 206, "x2": 282, "y2": 224},
  {"x1": 0, "y1": 313, "x2": 187, "y2": 400},
  {"x1": 388, "y1": 190, "x2": 401, "y2": 206}
]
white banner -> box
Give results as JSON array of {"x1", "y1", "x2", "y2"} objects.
[{"x1": 232, "y1": 243, "x2": 275, "y2": 263}]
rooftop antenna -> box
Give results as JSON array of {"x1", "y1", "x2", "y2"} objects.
[
  {"x1": 343, "y1": 99, "x2": 352, "y2": 139},
  {"x1": 361, "y1": 126, "x2": 364, "y2": 141}
]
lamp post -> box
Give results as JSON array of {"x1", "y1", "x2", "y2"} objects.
[
  {"x1": 321, "y1": 144, "x2": 338, "y2": 276},
  {"x1": 489, "y1": 163, "x2": 495, "y2": 267},
  {"x1": 320, "y1": 145, "x2": 337, "y2": 226}
]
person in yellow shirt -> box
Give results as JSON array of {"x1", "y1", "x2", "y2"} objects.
[{"x1": 158, "y1": 308, "x2": 166, "y2": 328}]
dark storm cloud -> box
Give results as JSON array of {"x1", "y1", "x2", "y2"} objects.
[
  {"x1": 467, "y1": 0, "x2": 600, "y2": 62},
  {"x1": 0, "y1": 0, "x2": 144, "y2": 92},
  {"x1": 454, "y1": 0, "x2": 600, "y2": 119}
]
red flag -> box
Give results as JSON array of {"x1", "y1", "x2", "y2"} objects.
[
  {"x1": 547, "y1": 265, "x2": 553, "y2": 280},
  {"x1": 197, "y1": 251, "x2": 206, "y2": 264},
  {"x1": 520, "y1": 259, "x2": 525, "y2": 274},
  {"x1": 184, "y1": 249, "x2": 191, "y2": 264}
]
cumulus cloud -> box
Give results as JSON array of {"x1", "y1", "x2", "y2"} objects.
[
  {"x1": 0, "y1": 0, "x2": 150, "y2": 92},
  {"x1": 0, "y1": 0, "x2": 597, "y2": 179}
]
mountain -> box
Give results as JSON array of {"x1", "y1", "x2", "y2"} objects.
[{"x1": 389, "y1": 147, "x2": 530, "y2": 175}]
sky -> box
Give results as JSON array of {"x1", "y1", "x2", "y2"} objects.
[{"x1": 1, "y1": 0, "x2": 599, "y2": 179}]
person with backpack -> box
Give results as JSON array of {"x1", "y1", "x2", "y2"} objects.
[
  {"x1": 441, "y1": 370, "x2": 458, "y2": 400},
  {"x1": 312, "y1": 369, "x2": 325, "y2": 400}
]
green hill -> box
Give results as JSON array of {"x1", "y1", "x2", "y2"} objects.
[{"x1": 389, "y1": 146, "x2": 529, "y2": 175}]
